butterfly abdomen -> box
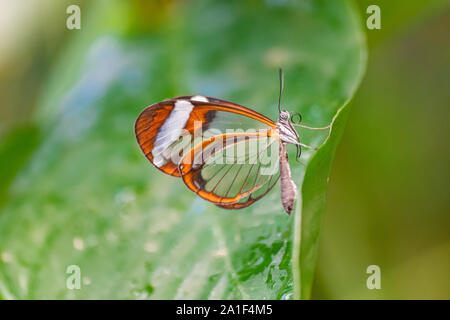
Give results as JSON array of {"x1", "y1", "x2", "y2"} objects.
[{"x1": 279, "y1": 142, "x2": 297, "y2": 215}]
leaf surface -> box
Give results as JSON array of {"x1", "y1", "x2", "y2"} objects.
[{"x1": 0, "y1": 0, "x2": 365, "y2": 299}]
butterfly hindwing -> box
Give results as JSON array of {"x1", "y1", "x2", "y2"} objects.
[{"x1": 178, "y1": 130, "x2": 281, "y2": 206}]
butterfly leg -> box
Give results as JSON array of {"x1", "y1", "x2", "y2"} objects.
[
  {"x1": 298, "y1": 142, "x2": 317, "y2": 150},
  {"x1": 294, "y1": 144, "x2": 306, "y2": 166},
  {"x1": 291, "y1": 123, "x2": 331, "y2": 130}
]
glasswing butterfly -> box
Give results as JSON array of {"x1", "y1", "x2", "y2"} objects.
[{"x1": 134, "y1": 70, "x2": 329, "y2": 215}]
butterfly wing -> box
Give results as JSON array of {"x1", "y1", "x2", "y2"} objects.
[
  {"x1": 178, "y1": 129, "x2": 281, "y2": 208},
  {"x1": 135, "y1": 95, "x2": 276, "y2": 177}
]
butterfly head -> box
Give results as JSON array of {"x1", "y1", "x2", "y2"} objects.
[
  {"x1": 277, "y1": 109, "x2": 304, "y2": 163},
  {"x1": 278, "y1": 110, "x2": 290, "y2": 122},
  {"x1": 277, "y1": 110, "x2": 300, "y2": 143}
]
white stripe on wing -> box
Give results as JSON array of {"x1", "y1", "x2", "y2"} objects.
[
  {"x1": 153, "y1": 100, "x2": 194, "y2": 166},
  {"x1": 191, "y1": 95, "x2": 209, "y2": 102}
]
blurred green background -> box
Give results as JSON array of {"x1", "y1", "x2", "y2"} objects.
[
  {"x1": 314, "y1": 0, "x2": 450, "y2": 299},
  {"x1": 0, "y1": 0, "x2": 448, "y2": 299}
]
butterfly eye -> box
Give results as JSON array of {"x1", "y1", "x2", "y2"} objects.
[
  {"x1": 290, "y1": 112, "x2": 302, "y2": 124},
  {"x1": 279, "y1": 111, "x2": 290, "y2": 121}
]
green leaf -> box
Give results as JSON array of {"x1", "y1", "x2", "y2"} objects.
[
  {"x1": 0, "y1": 0, "x2": 365, "y2": 299},
  {"x1": 292, "y1": 1, "x2": 367, "y2": 300}
]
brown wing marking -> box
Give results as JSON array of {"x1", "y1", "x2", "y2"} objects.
[{"x1": 134, "y1": 102, "x2": 182, "y2": 177}]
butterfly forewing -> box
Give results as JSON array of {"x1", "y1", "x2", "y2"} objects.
[{"x1": 135, "y1": 96, "x2": 276, "y2": 176}]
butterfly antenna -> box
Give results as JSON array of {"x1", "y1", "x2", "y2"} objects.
[{"x1": 278, "y1": 68, "x2": 284, "y2": 113}]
